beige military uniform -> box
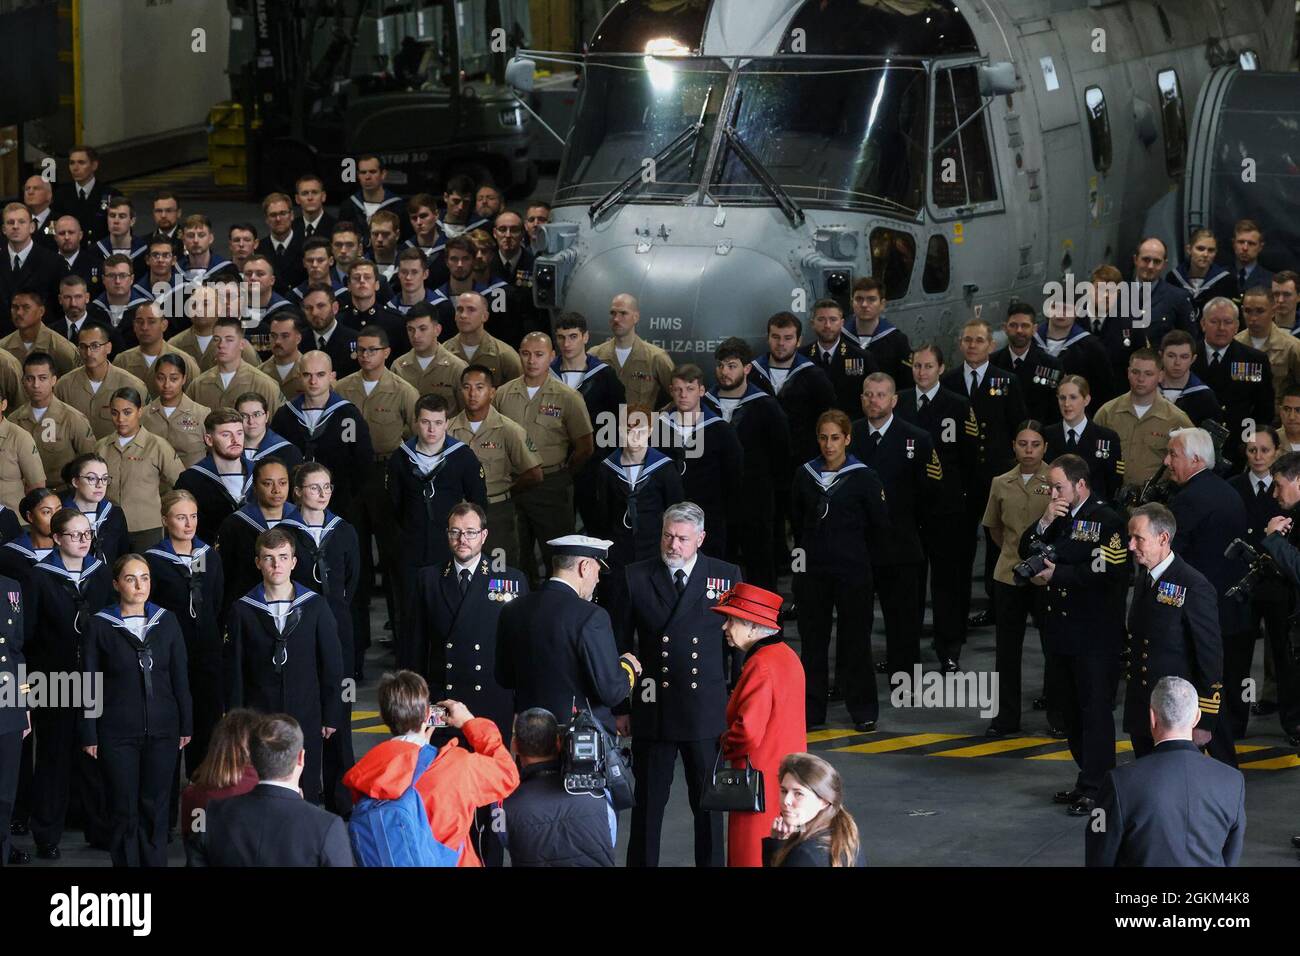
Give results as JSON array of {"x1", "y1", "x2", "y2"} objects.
[
  {"x1": 0, "y1": 348, "x2": 23, "y2": 412},
  {"x1": 0, "y1": 417, "x2": 45, "y2": 513},
  {"x1": 335, "y1": 369, "x2": 418, "y2": 455},
  {"x1": 8, "y1": 397, "x2": 97, "y2": 487},
  {"x1": 443, "y1": 331, "x2": 522, "y2": 387},
  {"x1": 449, "y1": 406, "x2": 542, "y2": 573},
  {"x1": 982, "y1": 465, "x2": 1054, "y2": 586},
  {"x1": 588, "y1": 335, "x2": 675, "y2": 409},
  {"x1": 1236, "y1": 324, "x2": 1300, "y2": 416},
  {"x1": 492, "y1": 377, "x2": 592, "y2": 472},
  {"x1": 96, "y1": 427, "x2": 184, "y2": 532},
  {"x1": 114, "y1": 342, "x2": 201, "y2": 398},
  {"x1": 54, "y1": 364, "x2": 150, "y2": 440},
  {"x1": 391, "y1": 346, "x2": 466, "y2": 414},
  {"x1": 1093, "y1": 392, "x2": 1193, "y2": 486},
  {"x1": 141, "y1": 394, "x2": 211, "y2": 467},
  {"x1": 186, "y1": 361, "x2": 284, "y2": 415},
  {"x1": 259, "y1": 354, "x2": 306, "y2": 402},
  {"x1": 167, "y1": 327, "x2": 261, "y2": 372},
  {"x1": 1, "y1": 326, "x2": 79, "y2": 376}
]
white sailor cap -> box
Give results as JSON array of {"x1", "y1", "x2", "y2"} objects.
[{"x1": 547, "y1": 534, "x2": 614, "y2": 567}]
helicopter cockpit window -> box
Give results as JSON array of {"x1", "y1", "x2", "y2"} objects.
[
  {"x1": 1084, "y1": 86, "x2": 1112, "y2": 174},
  {"x1": 588, "y1": 0, "x2": 711, "y2": 54},
  {"x1": 870, "y1": 228, "x2": 916, "y2": 300},
  {"x1": 931, "y1": 66, "x2": 998, "y2": 209},
  {"x1": 1157, "y1": 69, "x2": 1186, "y2": 177},
  {"x1": 922, "y1": 234, "x2": 950, "y2": 294}
]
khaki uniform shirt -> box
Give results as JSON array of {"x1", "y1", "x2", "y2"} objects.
[
  {"x1": 588, "y1": 335, "x2": 675, "y2": 409},
  {"x1": 54, "y1": 364, "x2": 150, "y2": 440},
  {"x1": 186, "y1": 361, "x2": 284, "y2": 416},
  {"x1": 1236, "y1": 324, "x2": 1300, "y2": 416},
  {"x1": 168, "y1": 327, "x2": 261, "y2": 372},
  {"x1": 335, "y1": 368, "x2": 419, "y2": 456},
  {"x1": 0, "y1": 417, "x2": 45, "y2": 513},
  {"x1": 492, "y1": 376, "x2": 592, "y2": 472},
  {"x1": 96, "y1": 427, "x2": 184, "y2": 532},
  {"x1": 141, "y1": 394, "x2": 211, "y2": 467},
  {"x1": 444, "y1": 332, "x2": 522, "y2": 387},
  {"x1": 1094, "y1": 391, "x2": 1193, "y2": 486},
  {"x1": 1, "y1": 326, "x2": 79, "y2": 376},
  {"x1": 391, "y1": 346, "x2": 466, "y2": 415},
  {"x1": 982, "y1": 465, "x2": 1054, "y2": 586},
  {"x1": 448, "y1": 406, "x2": 541, "y2": 501},
  {"x1": 0, "y1": 348, "x2": 22, "y2": 411},
  {"x1": 114, "y1": 342, "x2": 201, "y2": 398},
  {"x1": 259, "y1": 354, "x2": 306, "y2": 402},
  {"x1": 8, "y1": 397, "x2": 97, "y2": 487}
]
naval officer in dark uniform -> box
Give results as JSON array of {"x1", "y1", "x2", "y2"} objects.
[
  {"x1": 1194, "y1": 298, "x2": 1274, "y2": 471},
  {"x1": 495, "y1": 535, "x2": 641, "y2": 735},
  {"x1": 0, "y1": 573, "x2": 29, "y2": 864},
  {"x1": 994, "y1": 302, "x2": 1063, "y2": 425},
  {"x1": 615, "y1": 502, "x2": 739, "y2": 868},
  {"x1": 1045, "y1": 375, "x2": 1125, "y2": 504},
  {"x1": 802, "y1": 298, "x2": 877, "y2": 417}
]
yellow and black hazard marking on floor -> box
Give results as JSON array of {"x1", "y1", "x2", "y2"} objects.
[
  {"x1": 115, "y1": 161, "x2": 248, "y2": 201},
  {"x1": 806, "y1": 728, "x2": 1298, "y2": 769},
  {"x1": 351, "y1": 710, "x2": 392, "y2": 735}
]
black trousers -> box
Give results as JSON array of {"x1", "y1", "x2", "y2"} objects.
[
  {"x1": 185, "y1": 631, "x2": 224, "y2": 778},
  {"x1": 0, "y1": 728, "x2": 19, "y2": 863},
  {"x1": 874, "y1": 562, "x2": 922, "y2": 672},
  {"x1": 1222, "y1": 627, "x2": 1260, "y2": 741},
  {"x1": 12, "y1": 732, "x2": 32, "y2": 827},
  {"x1": 353, "y1": 461, "x2": 402, "y2": 654},
  {"x1": 322, "y1": 699, "x2": 356, "y2": 816},
  {"x1": 1249, "y1": 589, "x2": 1300, "y2": 735},
  {"x1": 955, "y1": 507, "x2": 982, "y2": 621},
  {"x1": 1045, "y1": 651, "x2": 1119, "y2": 796},
  {"x1": 98, "y1": 735, "x2": 178, "y2": 867},
  {"x1": 991, "y1": 581, "x2": 1045, "y2": 730},
  {"x1": 796, "y1": 569, "x2": 877, "y2": 725},
  {"x1": 921, "y1": 523, "x2": 969, "y2": 659},
  {"x1": 627, "y1": 736, "x2": 723, "y2": 867},
  {"x1": 727, "y1": 504, "x2": 776, "y2": 592},
  {"x1": 699, "y1": 507, "x2": 728, "y2": 560},
  {"x1": 31, "y1": 705, "x2": 109, "y2": 847}
]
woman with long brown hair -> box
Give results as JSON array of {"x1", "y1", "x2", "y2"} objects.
[
  {"x1": 180, "y1": 709, "x2": 261, "y2": 866},
  {"x1": 763, "y1": 753, "x2": 863, "y2": 867}
]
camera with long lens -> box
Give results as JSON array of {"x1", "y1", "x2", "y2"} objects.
[
  {"x1": 1013, "y1": 540, "x2": 1057, "y2": 581},
  {"x1": 1224, "y1": 537, "x2": 1277, "y2": 601}
]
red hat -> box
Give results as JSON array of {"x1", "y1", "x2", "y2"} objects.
[{"x1": 711, "y1": 583, "x2": 783, "y2": 630}]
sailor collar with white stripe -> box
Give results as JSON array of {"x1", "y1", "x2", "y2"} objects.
[
  {"x1": 1166, "y1": 373, "x2": 1212, "y2": 396},
  {"x1": 753, "y1": 350, "x2": 816, "y2": 384},
  {"x1": 232, "y1": 501, "x2": 301, "y2": 532},
  {"x1": 238, "y1": 582, "x2": 317, "y2": 616},
  {"x1": 550, "y1": 354, "x2": 610, "y2": 386},
  {"x1": 94, "y1": 288, "x2": 154, "y2": 311},
  {"x1": 802, "y1": 455, "x2": 870, "y2": 492},
  {"x1": 400, "y1": 435, "x2": 468, "y2": 472},
  {"x1": 704, "y1": 383, "x2": 770, "y2": 409},
  {"x1": 279, "y1": 510, "x2": 344, "y2": 539},
  {"x1": 187, "y1": 455, "x2": 253, "y2": 498},
  {"x1": 35, "y1": 550, "x2": 104, "y2": 583},
  {"x1": 64, "y1": 495, "x2": 115, "y2": 531},
  {"x1": 661, "y1": 405, "x2": 725, "y2": 438},
  {"x1": 144, "y1": 537, "x2": 212, "y2": 566},
  {"x1": 95, "y1": 237, "x2": 147, "y2": 260},
  {"x1": 249, "y1": 431, "x2": 295, "y2": 461},
  {"x1": 601, "y1": 448, "x2": 673, "y2": 487},
  {"x1": 348, "y1": 189, "x2": 404, "y2": 214},
  {"x1": 850, "y1": 318, "x2": 900, "y2": 348},
  {"x1": 94, "y1": 602, "x2": 167, "y2": 634},
  {"x1": 244, "y1": 294, "x2": 292, "y2": 323},
  {"x1": 287, "y1": 391, "x2": 354, "y2": 431},
  {"x1": 3, "y1": 533, "x2": 46, "y2": 561},
  {"x1": 1171, "y1": 264, "x2": 1233, "y2": 293},
  {"x1": 1033, "y1": 323, "x2": 1091, "y2": 350}
]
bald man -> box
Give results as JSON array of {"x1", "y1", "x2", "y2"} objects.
[{"x1": 587, "y1": 293, "x2": 675, "y2": 408}]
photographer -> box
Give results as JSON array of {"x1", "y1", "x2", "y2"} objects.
[
  {"x1": 1259, "y1": 451, "x2": 1300, "y2": 749},
  {"x1": 1018, "y1": 454, "x2": 1128, "y2": 816},
  {"x1": 499, "y1": 708, "x2": 616, "y2": 867}
]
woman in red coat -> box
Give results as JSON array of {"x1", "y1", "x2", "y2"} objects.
[{"x1": 714, "y1": 584, "x2": 807, "y2": 867}]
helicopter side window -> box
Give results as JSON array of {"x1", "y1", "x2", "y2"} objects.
[
  {"x1": 870, "y1": 228, "x2": 916, "y2": 300},
  {"x1": 1239, "y1": 50, "x2": 1259, "y2": 71},
  {"x1": 922, "y1": 234, "x2": 950, "y2": 294},
  {"x1": 1084, "y1": 86, "x2": 1112, "y2": 174},
  {"x1": 931, "y1": 66, "x2": 998, "y2": 209},
  {"x1": 1157, "y1": 69, "x2": 1186, "y2": 178}
]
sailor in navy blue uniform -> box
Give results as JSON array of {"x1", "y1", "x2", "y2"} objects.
[
  {"x1": 592, "y1": 421, "x2": 685, "y2": 581},
  {"x1": 60, "y1": 453, "x2": 129, "y2": 566},
  {"x1": 0, "y1": 572, "x2": 29, "y2": 865},
  {"x1": 848, "y1": 278, "x2": 913, "y2": 390},
  {"x1": 655, "y1": 367, "x2": 744, "y2": 559},
  {"x1": 496, "y1": 535, "x2": 640, "y2": 735},
  {"x1": 1125, "y1": 504, "x2": 1225, "y2": 762},
  {"x1": 1171, "y1": 232, "x2": 1238, "y2": 326},
  {"x1": 1194, "y1": 299, "x2": 1274, "y2": 470},
  {"x1": 1081, "y1": 261, "x2": 1185, "y2": 386},
  {"x1": 791, "y1": 411, "x2": 890, "y2": 730},
  {"x1": 1129, "y1": 240, "x2": 1193, "y2": 346},
  {"x1": 387, "y1": 394, "x2": 488, "y2": 670},
  {"x1": 215, "y1": 457, "x2": 300, "y2": 619},
  {"x1": 50, "y1": 149, "x2": 122, "y2": 248},
  {"x1": 706, "y1": 338, "x2": 791, "y2": 592},
  {"x1": 93, "y1": 208, "x2": 149, "y2": 284},
  {"x1": 87, "y1": 264, "x2": 153, "y2": 340},
  {"x1": 174, "y1": 410, "x2": 254, "y2": 546},
  {"x1": 80, "y1": 558, "x2": 192, "y2": 868},
  {"x1": 237, "y1": 395, "x2": 304, "y2": 471},
  {"x1": 227, "y1": 529, "x2": 342, "y2": 805},
  {"x1": 24, "y1": 510, "x2": 112, "y2": 857},
  {"x1": 552, "y1": 314, "x2": 626, "y2": 533},
  {"x1": 237, "y1": 256, "x2": 294, "y2": 360},
  {"x1": 144, "y1": 495, "x2": 224, "y2": 779},
  {"x1": 993, "y1": 303, "x2": 1063, "y2": 425},
  {"x1": 281, "y1": 462, "x2": 360, "y2": 812},
  {"x1": 616, "y1": 502, "x2": 738, "y2": 867},
  {"x1": 802, "y1": 299, "x2": 878, "y2": 417},
  {"x1": 339, "y1": 156, "x2": 410, "y2": 248},
  {"x1": 1034, "y1": 305, "x2": 1117, "y2": 407},
  {"x1": 1157, "y1": 330, "x2": 1224, "y2": 428},
  {"x1": 1045, "y1": 376, "x2": 1125, "y2": 504},
  {"x1": 849, "y1": 374, "x2": 941, "y2": 673},
  {"x1": 177, "y1": 214, "x2": 238, "y2": 285},
  {"x1": 270, "y1": 359, "x2": 374, "y2": 523}
]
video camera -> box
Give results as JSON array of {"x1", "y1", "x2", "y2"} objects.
[
  {"x1": 1224, "y1": 537, "x2": 1278, "y2": 601},
  {"x1": 1013, "y1": 540, "x2": 1057, "y2": 581},
  {"x1": 562, "y1": 704, "x2": 635, "y2": 810}
]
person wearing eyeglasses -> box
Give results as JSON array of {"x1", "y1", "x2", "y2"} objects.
[
  {"x1": 141, "y1": 354, "x2": 210, "y2": 468},
  {"x1": 281, "y1": 461, "x2": 359, "y2": 813},
  {"x1": 234, "y1": 392, "x2": 302, "y2": 470},
  {"x1": 86, "y1": 254, "x2": 152, "y2": 345},
  {"x1": 144, "y1": 489, "x2": 224, "y2": 788},
  {"x1": 24, "y1": 508, "x2": 113, "y2": 859},
  {"x1": 54, "y1": 320, "x2": 148, "y2": 440},
  {"x1": 95, "y1": 386, "x2": 184, "y2": 551},
  {"x1": 80, "y1": 553, "x2": 192, "y2": 867},
  {"x1": 59, "y1": 452, "x2": 128, "y2": 566}
]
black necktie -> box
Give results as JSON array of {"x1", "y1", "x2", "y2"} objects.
[
  {"x1": 970, "y1": 370, "x2": 980, "y2": 395},
  {"x1": 821, "y1": 350, "x2": 833, "y2": 368},
  {"x1": 919, "y1": 393, "x2": 930, "y2": 411},
  {"x1": 1210, "y1": 351, "x2": 1222, "y2": 369},
  {"x1": 316, "y1": 335, "x2": 326, "y2": 351},
  {"x1": 1012, "y1": 356, "x2": 1023, "y2": 371},
  {"x1": 78, "y1": 187, "x2": 86, "y2": 201},
  {"x1": 11, "y1": 255, "x2": 18, "y2": 273},
  {"x1": 674, "y1": 569, "x2": 687, "y2": 596},
  {"x1": 459, "y1": 568, "x2": 471, "y2": 596},
  {"x1": 304, "y1": 223, "x2": 315, "y2": 237},
  {"x1": 1257, "y1": 480, "x2": 1268, "y2": 499},
  {"x1": 866, "y1": 431, "x2": 882, "y2": 456},
  {"x1": 1065, "y1": 428, "x2": 1077, "y2": 451},
  {"x1": 1143, "y1": 572, "x2": 1156, "y2": 596},
  {"x1": 1239, "y1": 268, "x2": 1248, "y2": 289}
]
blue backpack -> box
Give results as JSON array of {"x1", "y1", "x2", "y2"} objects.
[{"x1": 349, "y1": 744, "x2": 463, "y2": 867}]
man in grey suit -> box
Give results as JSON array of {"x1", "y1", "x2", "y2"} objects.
[
  {"x1": 1086, "y1": 676, "x2": 1245, "y2": 866},
  {"x1": 192, "y1": 714, "x2": 354, "y2": 867}
]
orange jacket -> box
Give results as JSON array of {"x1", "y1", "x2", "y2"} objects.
[{"x1": 344, "y1": 717, "x2": 520, "y2": 867}]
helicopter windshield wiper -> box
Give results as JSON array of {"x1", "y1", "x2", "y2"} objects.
[{"x1": 721, "y1": 126, "x2": 805, "y2": 228}]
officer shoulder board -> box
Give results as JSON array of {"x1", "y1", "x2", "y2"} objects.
[{"x1": 1100, "y1": 532, "x2": 1127, "y2": 566}]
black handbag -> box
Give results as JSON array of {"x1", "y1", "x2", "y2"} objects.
[{"x1": 700, "y1": 748, "x2": 765, "y2": 813}]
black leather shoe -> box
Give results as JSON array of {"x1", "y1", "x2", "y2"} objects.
[
  {"x1": 34, "y1": 844, "x2": 60, "y2": 860},
  {"x1": 1032, "y1": 697, "x2": 1049, "y2": 711},
  {"x1": 1068, "y1": 796, "x2": 1096, "y2": 816},
  {"x1": 853, "y1": 721, "x2": 877, "y2": 733},
  {"x1": 1291, "y1": 835, "x2": 1300, "y2": 849},
  {"x1": 985, "y1": 725, "x2": 1020, "y2": 739},
  {"x1": 6, "y1": 847, "x2": 30, "y2": 865},
  {"x1": 940, "y1": 658, "x2": 959, "y2": 674},
  {"x1": 1252, "y1": 700, "x2": 1278, "y2": 716},
  {"x1": 1053, "y1": 789, "x2": 1081, "y2": 805},
  {"x1": 967, "y1": 609, "x2": 994, "y2": 628},
  {"x1": 874, "y1": 661, "x2": 888, "y2": 674},
  {"x1": 9, "y1": 820, "x2": 27, "y2": 836},
  {"x1": 1048, "y1": 724, "x2": 1067, "y2": 739},
  {"x1": 807, "y1": 719, "x2": 827, "y2": 732}
]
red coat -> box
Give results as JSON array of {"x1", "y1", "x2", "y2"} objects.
[{"x1": 722, "y1": 640, "x2": 806, "y2": 867}]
